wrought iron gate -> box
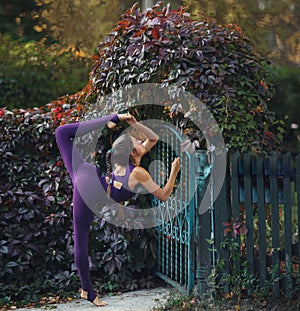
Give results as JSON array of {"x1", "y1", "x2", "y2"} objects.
[{"x1": 151, "y1": 123, "x2": 211, "y2": 294}]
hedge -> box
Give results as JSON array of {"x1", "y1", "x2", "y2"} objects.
[{"x1": 0, "y1": 87, "x2": 157, "y2": 305}]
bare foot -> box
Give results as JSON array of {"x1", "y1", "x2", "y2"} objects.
[
  {"x1": 92, "y1": 296, "x2": 107, "y2": 307},
  {"x1": 80, "y1": 289, "x2": 107, "y2": 307}
]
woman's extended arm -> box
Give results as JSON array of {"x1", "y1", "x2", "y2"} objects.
[
  {"x1": 131, "y1": 157, "x2": 181, "y2": 202},
  {"x1": 55, "y1": 114, "x2": 119, "y2": 181}
]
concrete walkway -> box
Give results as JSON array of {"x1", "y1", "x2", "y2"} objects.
[{"x1": 14, "y1": 287, "x2": 170, "y2": 311}]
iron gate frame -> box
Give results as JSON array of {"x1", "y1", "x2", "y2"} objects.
[{"x1": 152, "y1": 123, "x2": 212, "y2": 295}]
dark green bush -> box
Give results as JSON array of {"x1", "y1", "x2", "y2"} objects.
[{"x1": 0, "y1": 35, "x2": 93, "y2": 109}]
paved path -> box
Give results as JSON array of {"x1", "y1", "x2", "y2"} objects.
[{"x1": 13, "y1": 287, "x2": 170, "y2": 311}]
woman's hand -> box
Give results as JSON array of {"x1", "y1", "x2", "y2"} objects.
[
  {"x1": 171, "y1": 157, "x2": 181, "y2": 174},
  {"x1": 118, "y1": 113, "x2": 137, "y2": 125}
]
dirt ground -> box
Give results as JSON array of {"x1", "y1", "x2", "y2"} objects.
[
  {"x1": 2, "y1": 287, "x2": 299, "y2": 311},
  {"x1": 203, "y1": 297, "x2": 299, "y2": 311},
  {"x1": 152, "y1": 289, "x2": 300, "y2": 311}
]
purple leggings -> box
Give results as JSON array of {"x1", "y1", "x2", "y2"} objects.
[{"x1": 55, "y1": 114, "x2": 134, "y2": 302}]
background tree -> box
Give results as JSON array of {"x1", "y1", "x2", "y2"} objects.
[
  {"x1": 183, "y1": 0, "x2": 300, "y2": 67},
  {"x1": 1, "y1": 0, "x2": 299, "y2": 64},
  {"x1": 0, "y1": 0, "x2": 50, "y2": 42},
  {"x1": 270, "y1": 66, "x2": 300, "y2": 153},
  {"x1": 0, "y1": 35, "x2": 95, "y2": 109},
  {"x1": 39, "y1": 0, "x2": 182, "y2": 53},
  {"x1": 0, "y1": 0, "x2": 181, "y2": 109},
  {"x1": 43, "y1": 0, "x2": 120, "y2": 53}
]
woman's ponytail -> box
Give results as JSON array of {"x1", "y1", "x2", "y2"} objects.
[
  {"x1": 105, "y1": 134, "x2": 134, "y2": 198},
  {"x1": 105, "y1": 148, "x2": 113, "y2": 197}
]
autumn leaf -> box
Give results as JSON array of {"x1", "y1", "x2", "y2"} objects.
[
  {"x1": 223, "y1": 291, "x2": 234, "y2": 299},
  {"x1": 151, "y1": 27, "x2": 160, "y2": 40},
  {"x1": 92, "y1": 54, "x2": 100, "y2": 60},
  {"x1": 223, "y1": 217, "x2": 248, "y2": 238},
  {"x1": 223, "y1": 227, "x2": 231, "y2": 235},
  {"x1": 133, "y1": 29, "x2": 146, "y2": 37},
  {"x1": 233, "y1": 23, "x2": 243, "y2": 33},
  {"x1": 130, "y1": 2, "x2": 139, "y2": 14}
]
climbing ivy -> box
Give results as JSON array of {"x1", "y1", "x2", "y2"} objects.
[{"x1": 90, "y1": 2, "x2": 284, "y2": 154}]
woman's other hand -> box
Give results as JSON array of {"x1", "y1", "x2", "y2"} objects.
[{"x1": 171, "y1": 157, "x2": 181, "y2": 174}]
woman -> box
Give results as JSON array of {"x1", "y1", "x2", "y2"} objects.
[{"x1": 55, "y1": 113, "x2": 180, "y2": 307}]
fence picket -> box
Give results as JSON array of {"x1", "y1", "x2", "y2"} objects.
[
  {"x1": 231, "y1": 152, "x2": 240, "y2": 219},
  {"x1": 283, "y1": 153, "x2": 293, "y2": 298},
  {"x1": 256, "y1": 155, "x2": 267, "y2": 287},
  {"x1": 214, "y1": 157, "x2": 231, "y2": 291},
  {"x1": 244, "y1": 153, "x2": 254, "y2": 277},
  {"x1": 230, "y1": 152, "x2": 241, "y2": 272},
  {"x1": 269, "y1": 153, "x2": 280, "y2": 297},
  {"x1": 195, "y1": 152, "x2": 213, "y2": 295}
]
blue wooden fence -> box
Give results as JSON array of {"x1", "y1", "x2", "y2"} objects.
[
  {"x1": 204, "y1": 153, "x2": 300, "y2": 297},
  {"x1": 212, "y1": 152, "x2": 299, "y2": 298},
  {"x1": 154, "y1": 148, "x2": 300, "y2": 298}
]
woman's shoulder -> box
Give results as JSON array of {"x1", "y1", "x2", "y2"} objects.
[
  {"x1": 130, "y1": 165, "x2": 150, "y2": 182},
  {"x1": 131, "y1": 165, "x2": 146, "y2": 173}
]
